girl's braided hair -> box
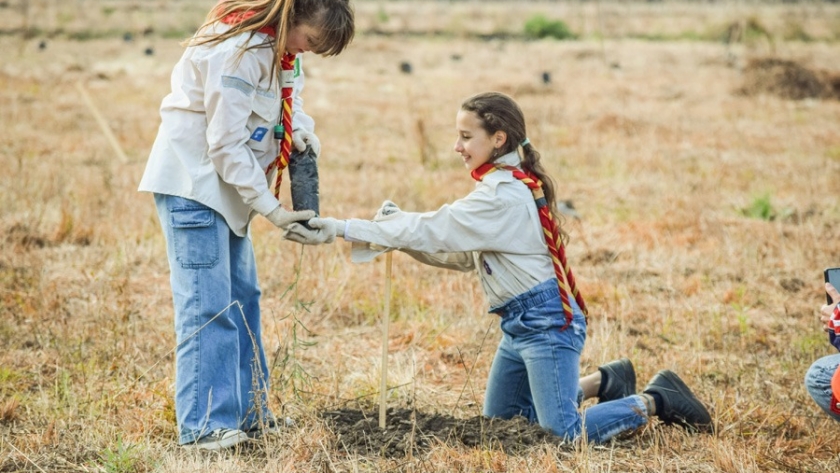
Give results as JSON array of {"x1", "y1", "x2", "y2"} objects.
[{"x1": 461, "y1": 92, "x2": 567, "y2": 240}]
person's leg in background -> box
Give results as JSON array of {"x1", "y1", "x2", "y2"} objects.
[{"x1": 805, "y1": 353, "x2": 840, "y2": 422}]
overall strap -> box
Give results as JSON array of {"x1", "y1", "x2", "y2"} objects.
[{"x1": 471, "y1": 163, "x2": 588, "y2": 329}]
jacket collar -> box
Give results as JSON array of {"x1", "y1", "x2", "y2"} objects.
[
  {"x1": 494, "y1": 150, "x2": 522, "y2": 168},
  {"x1": 471, "y1": 151, "x2": 522, "y2": 187}
]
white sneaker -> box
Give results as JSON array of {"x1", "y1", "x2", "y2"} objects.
[{"x1": 183, "y1": 428, "x2": 249, "y2": 450}]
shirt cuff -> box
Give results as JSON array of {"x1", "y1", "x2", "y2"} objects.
[
  {"x1": 253, "y1": 192, "x2": 281, "y2": 217},
  {"x1": 343, "y1": 221, "x2": 357, "y2": 242}
]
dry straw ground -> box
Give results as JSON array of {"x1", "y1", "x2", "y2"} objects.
[{"x1": 2, "y1": 0, "x2": 840, "y2": 471}]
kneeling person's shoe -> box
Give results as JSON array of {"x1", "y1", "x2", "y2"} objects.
[
  {"x1": 184, "y1": 428, "x2": 249, "y2": 450},
  {"x1": 597, "y1": 357, "x2": 637, "y2": 403},
  {"x1": 643, "y1": 370, "x2": 712, "y2": 432}
]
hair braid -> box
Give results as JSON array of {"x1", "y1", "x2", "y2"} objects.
[{"x1": 461, "y1": 92, "x2": 565, "y2": 238}]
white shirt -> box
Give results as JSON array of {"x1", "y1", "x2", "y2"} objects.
[
  {"x1": 138, "y1": 23, "x2": 314, "y2": 236},
  {"x1": 346, "y1": 152, "x2": 557, "y2": 308}
]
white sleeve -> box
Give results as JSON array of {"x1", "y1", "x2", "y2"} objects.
[
  {"x1": 200, "y1": 45, "x2": 278, "y2": 216},
  {"x1": 344, "y1": 186, "x2": 544, "y2": 255},
  {"x1": 401, "y1": 249, "x2": 476, "y2": 272},
  {"x1": 348, "y1": 237, "x2": 474, "y2": 271},
  {"x1": 291, "y1": 54, "x2": 315, "y2": 133}
]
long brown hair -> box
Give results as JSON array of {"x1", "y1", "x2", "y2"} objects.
[
  {"x1": 188, "y1": 0, "x2": 354, "y2": 77},
  {"x1": 461, "y1": 92, "x2": 566, "y2": 235}
]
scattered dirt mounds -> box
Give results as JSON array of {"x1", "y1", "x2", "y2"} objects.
[
  {"x1": 321, "y1": 407, "x2": 561, "y2": 457},
  {"x1": 740, "y1": 57, "x2": 840, "y2": 100}
]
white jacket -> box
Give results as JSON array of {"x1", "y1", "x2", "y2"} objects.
[
  {"x1": 347, "y1": 152, "x2": 557, "y2": 309},
  {"x1": 138, "y1": 23, "x2": 314, "y2": 236}
]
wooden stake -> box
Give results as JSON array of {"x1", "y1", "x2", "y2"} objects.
[
  {"x1": 378, "y1": 251, "x2": 393, "y2": 429},
  {"x1": 75, "y1": 81, "x2": 129, "y2": 164}
]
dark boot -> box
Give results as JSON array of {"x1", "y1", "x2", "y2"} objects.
[
  {"x1": 597, "y1": 358, "x2": 636, "y2": 403},
  {"x1": 643, "y1": 370, "x2": 712, "y2": 432}
]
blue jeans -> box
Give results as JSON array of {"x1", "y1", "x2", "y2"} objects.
[
  {"x1": 154, "y1": 194, "x2": 272, "y2": 444},
  {"x1": 485, "y1": 280, "x2": 649, "y2": 443},
  {"x1": 804, "y1": 353, "x2": 840, "y2": 422}
]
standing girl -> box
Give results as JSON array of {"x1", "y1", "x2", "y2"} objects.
[
  {"x1": 139, "y1": 0, "x2": 354, "y2": 449},
  {"x1": 286, "y1": 92, "x2": 712, "y2": 442}
]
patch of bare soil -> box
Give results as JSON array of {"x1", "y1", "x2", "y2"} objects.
[
  {"x1": 740, "y1": 57, "x2": 840, "y2": 100},
  {"x1": 321, "y1": 407, "x2": 561, "y2": 457}
]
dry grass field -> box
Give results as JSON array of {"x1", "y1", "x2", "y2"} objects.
[{"x1": 2, "y1": 0, "x2": 840, "y2": 471}]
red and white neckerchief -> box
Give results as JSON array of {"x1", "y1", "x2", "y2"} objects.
[
  {"x1": 218, "y1": 10, "x2": 292, "y2": 199},
  {"x1": 471, "y1": 162, "x2": 588, "y2": 330}
]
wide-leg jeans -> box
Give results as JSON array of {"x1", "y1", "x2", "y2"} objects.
[
  {"x1": 484, "y1": 279, "x2": 649, "y2": 443},
  {"x1": 154, "y1": 194, "x2": 271, "y2": 444}
]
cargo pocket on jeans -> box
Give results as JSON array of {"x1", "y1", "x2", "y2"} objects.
[{"x1": 170, "y1": 206, "x2": 219, "y2": 269}]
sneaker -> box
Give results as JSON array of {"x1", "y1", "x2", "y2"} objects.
[
  {"x1": 183, "y1": 428, "x2": 249, "y2": 450},
  {"x1": 597, "y1": 358, "x2": 636, "y2": 403},
  {"x1": 245, "y1": 417, "x2": 295, "y2": 439},
  {"x1": 643, "y1": 370, "x2": 712, "y2": 432}
]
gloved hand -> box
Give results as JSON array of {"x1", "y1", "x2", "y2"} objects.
[
  {"x1": 292, "y1": 129, "x2": 321, "y2": 158},
  {"x1": 284, "y1": 217, "x2": 344, "y2": 245},
  {"x1": 374, "y1": 200, "x2": 400, "y2": 220},
  {"x1": 266, "y1": 206, "x2": 316, "y2": 230}
]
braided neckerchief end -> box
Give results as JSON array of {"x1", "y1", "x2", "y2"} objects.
[{"x1": 265, "y1": 53, "x2": 296, "y2": 199}]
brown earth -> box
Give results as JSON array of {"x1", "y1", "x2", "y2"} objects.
[
  {"x1": 740, "y1": 57, "x2": 840, "y2": 100},
  {"x1": 321, "y1": 407, "x2": 561, "y2": 457}
]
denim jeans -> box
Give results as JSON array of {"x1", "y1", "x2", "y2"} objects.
[
  {"x1": 485, "y1": 279, "x2": 649, "y2": 443},
  {"x1": 154, "y1": 194, "x2": 272, "y2": 444},
  {"x1": 804, "y1": 353, "x2": 840, "y2": 422}
]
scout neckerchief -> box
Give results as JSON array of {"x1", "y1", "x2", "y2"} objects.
[
  {"x1": 471, "y1": 162, "x2": 588, "y2": 329},
  {"x1": 265, "y1": 53, "x2": 296, "y2": 198},
  {"x1": 219, "y1": 9, "x2": 277, "y2": 36},
  {"x1": 218, "y1": 11, "x2": 293, "y2": 199}
]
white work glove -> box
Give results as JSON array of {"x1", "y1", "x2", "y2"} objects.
[
  {"x1": 266, "y1": 206, "x2": 316, "y2": 230},
  {"x1": 374, "y1": 200, "x2": 400, "y2": 220},
  {"x1": 292, "y1": 129, "x2": 321, "y2": 158},
  {"x1": 284, "y1": 217, "x2": 344, "y2": 245}
]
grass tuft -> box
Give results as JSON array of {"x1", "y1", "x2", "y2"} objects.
[
  {"x1": 523, "y1": 14, "x2": 575, "y2": 40},
  {"x1": 742, "y1": 193, "x2": 777, "y2": 221}
]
